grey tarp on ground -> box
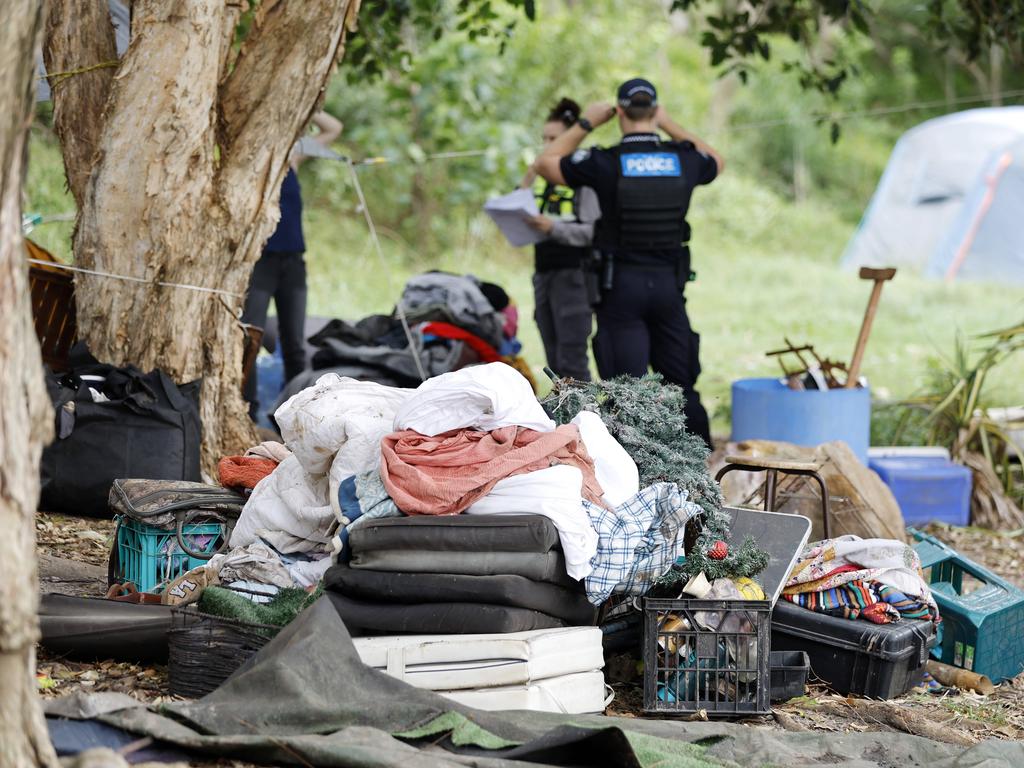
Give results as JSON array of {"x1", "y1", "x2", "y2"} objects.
[{"x1": 45, "y1": 597, "x2": 1024, "y2": 768}]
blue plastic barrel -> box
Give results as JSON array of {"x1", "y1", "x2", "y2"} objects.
[{"x1": 731, "y1": 378, "x2": 871, "y2": 462}]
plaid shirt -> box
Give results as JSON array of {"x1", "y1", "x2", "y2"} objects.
[{"x1": 583, "y1": 482, "x2": 701, "y2": 605}]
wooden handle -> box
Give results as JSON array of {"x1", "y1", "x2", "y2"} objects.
[
  {"x1": 847, "y1": 280, "x2": 886, "y2": 387},
  {"x1": 859, "y1": 267, "x2": 896, "y2": 281}
]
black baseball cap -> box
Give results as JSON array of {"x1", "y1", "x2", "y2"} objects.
[{"x1": 617, "y1": 78, "x2": 658, "y2": 107}]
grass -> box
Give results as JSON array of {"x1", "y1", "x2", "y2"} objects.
[
  {"x1": 25, "y1": 128, "x2": 1024, "y2": 437},
  {"x1": 300, "y1": 163, "x2": 1024, "y2": 435}
]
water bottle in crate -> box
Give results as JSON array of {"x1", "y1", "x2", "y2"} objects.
[{"x1": 643, "y1": 597, "x2": 771, "y2": 716}]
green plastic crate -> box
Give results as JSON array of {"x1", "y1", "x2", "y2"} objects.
[
  {"x1": 911, "y1": 528, "x2": 1024, "y2": 682},
  {"x1": 114, "y1": 515, "x2": 224, "y2": 593}
]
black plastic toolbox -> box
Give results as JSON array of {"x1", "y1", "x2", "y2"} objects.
[
  {"x1": 771, "y1": 599, "x2": 936, "y2": 699},
  {"x1": 769, "y1": 650, "x2": 809, "y2": 702}
]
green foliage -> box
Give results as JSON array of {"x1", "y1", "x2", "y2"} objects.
[
  {"x1": 540, "y1": 373, "x2": 769, "y2": 581},
  {"x1": 542, "y1": 373, "x2": 723, "y2": 518},
  {"x1": 901, "y1": 323, "x2": 1024, "y2": 476},
  {"x1": 344, "y1": 0, "x2": 536, "y2": 79},
  {"x1": 673, "y1": 0, "x2": 1024, "y2": 104}
]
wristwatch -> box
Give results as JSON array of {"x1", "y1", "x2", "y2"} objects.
[{"x1": 577, "y1": 117, "x2": 594, "y2": 132}]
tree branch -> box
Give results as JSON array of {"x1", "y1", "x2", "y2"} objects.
[
  {"x1": 217, "y1": 0, "x2": 361, "y2": 251},
  {"x1": 42, "y1": 0, "x2": 118, "y2": 210}
]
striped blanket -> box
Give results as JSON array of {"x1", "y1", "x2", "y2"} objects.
[{"x1": 783, "y1": 579, "x2": 936, "y2": 623}]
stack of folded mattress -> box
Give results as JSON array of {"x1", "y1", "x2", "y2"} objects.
[
  {"x1": 353, "y1": 626, "x2": 608, "y2": 713},
  {"x1": 325, "y1": 515, "x2": 598, "y2": 635}
]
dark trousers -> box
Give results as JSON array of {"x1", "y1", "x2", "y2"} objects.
[
  {"x1": 242, "y1": 251, "x2": 308, "y2": 410},
  {"x1": 533, "y1": 268, "x2": 594, "y2": 382},
  {"x1": 592, "y1": 266, "x2": 712, "y2": 448}
]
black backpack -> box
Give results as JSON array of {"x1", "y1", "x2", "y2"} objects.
[{"x1": 40, "y1": 344, "x2": 202, "y2": 517}]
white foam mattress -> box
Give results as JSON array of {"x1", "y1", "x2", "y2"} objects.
[
  {"x1": 439, "y1": 671, "x2": 609, "y2": 714},
  {"x1": 353, "y1": 626, "x2": 604, "y2": 691}
]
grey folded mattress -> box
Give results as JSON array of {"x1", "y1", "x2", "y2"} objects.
[
  {"x1": 325, "y1": 564, "x2": 595, "y2": 625},
  {"x1": 348, "y1": 515, "x2": 561, "y2": 555},
  {"x1": 349, "y1": 549, "x2": 573, "y2": 585},
  {"x1": 328, "y1": 593, "x2": 568, "y2": 635}
]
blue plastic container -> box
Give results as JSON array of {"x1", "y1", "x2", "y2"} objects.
[
  {"x1": 730, "y1": 378, "x2": 871, "y2": 463},
  {"x1": 254, "y1": 348, "x2": 285, "y2": 430},
  {"x1": 869, "y1": 456, "x2": 972, "y2": 527},
  {"x1": 114, "y1": 516, "x2": 224, "y2": 593}
]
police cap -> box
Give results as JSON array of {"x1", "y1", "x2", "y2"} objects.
[{"x1": 617, "y1": 78, "x2": 658, "y2": 108}]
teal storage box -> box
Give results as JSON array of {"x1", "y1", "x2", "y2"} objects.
[
  {"x1": 869, "y1": 456, "x2": 971, "y2": 526},
  {"x1": 911, "y1": 529, "x2": 1024, "y2": 682},
  {"x1": 114, "y1": 515, "x2": 224, "y2": 593}
]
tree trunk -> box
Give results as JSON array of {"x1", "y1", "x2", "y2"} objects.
[
  {"x1": 0, "y1": 1, "x2": 60, "y2": 766},
  {"x1": 46, "y1": 0, "x2": 362, "y2": 470}
]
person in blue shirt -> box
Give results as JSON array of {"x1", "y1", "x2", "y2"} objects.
[
  {"x1": 242, "y1": 111, "x2": 342, "y2": 416},
  {"x1": 533, "y1": 79, "x2": 724, "y2": 447}
]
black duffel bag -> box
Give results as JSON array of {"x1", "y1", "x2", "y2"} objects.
[{"x1": 40, "y1": 344, "x2": 202, "y2": 517}]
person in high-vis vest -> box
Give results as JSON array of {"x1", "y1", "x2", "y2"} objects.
[
  {"x1": 520, "y1": 98, "x2": 601, "y2": 382},
  {"x1": 533, "y1": 79, "x2": 724, "y2": 448}
]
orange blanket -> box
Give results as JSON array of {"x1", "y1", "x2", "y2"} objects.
[
  {"x1": 218, "y1": 456, "x2": 279, "y2": 491},
  {"x1": 380, "y1": 424, "x2": 604, "y2": 515}
]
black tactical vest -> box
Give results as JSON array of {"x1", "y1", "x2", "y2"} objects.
[
  {"x1": 597, "y1": 141, "x2": 691, "y2": 253},
  {"x1": 534, "y1": 181, "x2": 590, "y2": 272}
]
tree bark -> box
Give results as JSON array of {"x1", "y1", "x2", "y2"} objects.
[
  {"x1": 0, "y1": 1, "x2": 60, "y2": 766},
  {"x1": 47, "y1": 0, "x2": 361, "y2": 470},
  {"x1": 42, "y1": 0, "x2": 117, "y2": 210}
]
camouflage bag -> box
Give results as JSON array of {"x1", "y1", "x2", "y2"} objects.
[{"x1": 109, "y1": 478, "x2": 245, "y2": 560}]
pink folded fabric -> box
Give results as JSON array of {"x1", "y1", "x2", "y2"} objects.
[{"x1": 380, "y1": 424, "x2": 604, "y2": 516}]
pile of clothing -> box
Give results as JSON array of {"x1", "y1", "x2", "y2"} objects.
[
  {"x1": 228, "y1": 362, "x2": 703, "y2": 615},
  {"x1": 276, "y1": 272, "x2": 532, "y2": 406},
  {"x1": 782, "y1": 536, "x2": 939, "y2": 624}
]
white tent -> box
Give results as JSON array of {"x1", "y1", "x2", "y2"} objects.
[{"x1": 841, "y1": 107, "x2": 1024, "y2": 283}]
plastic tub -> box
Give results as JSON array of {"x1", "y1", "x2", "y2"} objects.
[
  {"x1": 731, "y1": 378, "x2": 871, "y2": 462},
  {"x1": 869, "y1": 456, "x2": 972, "y2": 527}
]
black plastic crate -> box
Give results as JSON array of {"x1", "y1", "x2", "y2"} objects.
[
  {"x1": 643, "y1": 598, "x2": 771, "y2": 716},
  {"x1": 769, "y1": 650, "x2": 809, "y2": 702},
  {"x1": 771, "y1": 599, "x2": 936, "y2": 699}
]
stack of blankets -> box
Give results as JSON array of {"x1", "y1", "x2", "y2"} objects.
[
  {"x1": 782, "y1": 535, "x2": 939, "y2": 624},
  {"x1": 325, "y1": 515, "x2": 598, "y2": 635}
]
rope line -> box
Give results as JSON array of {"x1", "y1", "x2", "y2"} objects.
[
  {"x1": 42, "y1": 60, "x2": 119, "y2": 87},
  {"x1": 27, "y1": 259, "x2": 243, "y2": 299},
  {"x1": 727, "y1": 89, "x2": 1024, "y2": 131},
  {"x1": 350, "y1": 149, "x2": 490, "y2": 167},
  {"x1": 344, "y1": 158, "x2": 428, "y2": 382}
]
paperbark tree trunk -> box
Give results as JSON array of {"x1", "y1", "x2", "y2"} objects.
[
  {"x1": 0, "y1": 1, "x2": 60, "y2": 766},
  {"x1": 45, "y1": 0, "x2": 361, "y2": 469}
]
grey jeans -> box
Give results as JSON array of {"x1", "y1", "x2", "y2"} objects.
[{"x1": 532, "y1": 268, "x2": 594, "y2": 381}]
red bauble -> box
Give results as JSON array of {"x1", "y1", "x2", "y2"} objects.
[{"x1": 708, "y1": 540, "x2": 728, "y2": 560}]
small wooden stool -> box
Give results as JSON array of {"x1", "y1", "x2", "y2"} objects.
[{"x1": 715, "y1": 455, "x2": 833, "y2": 539}]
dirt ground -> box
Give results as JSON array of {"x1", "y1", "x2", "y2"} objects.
[{"x1": 35, "y1": 512, "x2": 1024, "y2": 756}]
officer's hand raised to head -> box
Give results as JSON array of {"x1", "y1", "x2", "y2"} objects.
[{"x1": 582, "y1": 102, "x2": 616, "y2": 128}]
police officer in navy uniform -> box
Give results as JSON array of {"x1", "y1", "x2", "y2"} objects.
[
  {"x1": 521, "y1": 98, "x2": 601, "y2": 382},
  {"x1": 535, "y1": 79, "x2": 724, "y2": 447}
]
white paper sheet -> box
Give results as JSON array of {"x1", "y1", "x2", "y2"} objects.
[{"x1": 483, "y1": 188, "x2": 544, "y2": 247}]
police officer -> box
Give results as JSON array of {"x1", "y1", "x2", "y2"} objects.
[
  {"x1": 521, "y1": 98, "x2": 601, "y2": 382},
  {"x1": 534, "y1": 78, "x2": 724, "y2": 447}
]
